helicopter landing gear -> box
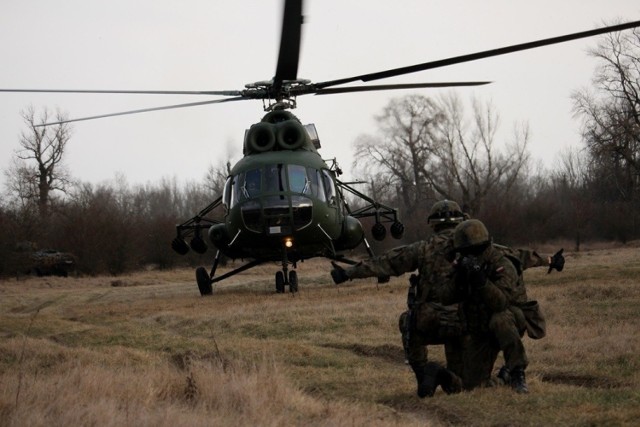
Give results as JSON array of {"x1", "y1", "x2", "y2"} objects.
[
  {"x1": 196, "y1": 266, "x2": 213, "y2": 296},
  {"x1": 274, "y1": 245, "x2": 298, "y2": 293},
  {"x1": 275, "y1": 271, "x2": 285, "y2": 293},
  {"x1": 289, "y1": 270, "x2": 298, "y2": 293},
  {"x1": 274, "y1": 269, "x2": 298, "y2": 293}
]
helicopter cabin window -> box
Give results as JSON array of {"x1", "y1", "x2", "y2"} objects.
[
  {"x1": 322, "y1": 170, "x2": 336, "y2": 205},
  {"x1": 312, "y1": 169, "x2": 326, "y2": 201}
]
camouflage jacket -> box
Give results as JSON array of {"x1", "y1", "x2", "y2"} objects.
[
  {"x1": 344, "y1": 228, "x2": 549, "y2": 302},
  {"x1": 439, "y1": 245, "x2": 528, "y2": 334},
  {"x1": 495, "y1": 244, "x2": 548, "y2": 274},
  {"x1": 346, "y1": 228, "x2": 456, "y2": 303}
]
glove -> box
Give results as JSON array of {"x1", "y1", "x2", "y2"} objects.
[
  {"x1": 547, "y1": 248, "x2": 565, "y2": 274},
  {"x1": 330, "y1": 261, "x2": 349, "y2": 284}
]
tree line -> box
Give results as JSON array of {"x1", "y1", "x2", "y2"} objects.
[
  {"x1": 352, "y1": 28, "x2": 640, "y2": 248},
  {"x1": 1, "y1": 28, "x2": 639, "y2": 277}
]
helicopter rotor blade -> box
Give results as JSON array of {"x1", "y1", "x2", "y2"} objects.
[
  {"x1": 35, "y1": 96, "x2": 248, "y2": 127},
  {"x1": 312, "y1": 81, "x2": 492, "y2": 95},
  {"x1": 314, "y1": 19, "x2": 640, "y2": 89},
  {"x1": 0, "y1": 88, "x2": 243, "y2": 96},
  {"x1": 273, "y1": 0, "x2": 303, "y2": 93}
]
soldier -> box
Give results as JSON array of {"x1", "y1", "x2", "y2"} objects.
[
  {"x1": 331, "y1": 200, "x2": 467, "y2": 397},
  {"x1": 440, "y1": 219, "x2": 538, "y2": 393},
  {"x1": 331, "y1": 201, "x2": 564, "y2": 397}
]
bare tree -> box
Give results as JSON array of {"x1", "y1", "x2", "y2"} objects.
[
  {"x1": 5, "y1": 106, "x2": 73, "y2": 217},
  {"x1": 550, "y1": 147, "x2": 592, "y2": 250},
  {"x1": 204, "y1": 160, "x2": 231, "y2": 195},
  {"x1": 572, "y1": 26, "x2": 640, "y2": 201},
  {"x1": 352, "y1": 93, "x2": 530, "y2": 242},
  {"x1": 427, "y1": 93, "x2": 530, "y2": 215},
  {"x1": 353, "y1": 94, "x2": 445, "y2": 216}
]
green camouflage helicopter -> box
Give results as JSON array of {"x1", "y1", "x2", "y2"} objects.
[
  {"x1": 2, "y1": 1, "x2": 639, "y2": 295},
  {"x1": 171, "y1": 106, "x2": 406, "y2": 295}
]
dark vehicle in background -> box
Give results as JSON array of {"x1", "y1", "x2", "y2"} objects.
[{"x1": 29, "y1": 249, "x2": 76, "y2": 277}]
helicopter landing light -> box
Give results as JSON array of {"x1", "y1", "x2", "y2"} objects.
[{"x1": 284, "y1": 238, "x2": 294, "y2": 248}]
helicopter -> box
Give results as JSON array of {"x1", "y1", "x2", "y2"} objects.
[
  {"x1": 1, "y1": 1, "x2": 639, "y2": 295},
  {"x1": 170, "y1": 106, "x2": 406, "y2": 295}
]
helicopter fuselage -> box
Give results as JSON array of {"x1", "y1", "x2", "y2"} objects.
[
  {"x1": 206, "y1": 111, "x2": 364, "y2": 265},
  {"x1": 211, "y1": 150, "x2": 359, "y2": 261}
]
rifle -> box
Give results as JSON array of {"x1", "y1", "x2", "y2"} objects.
[{"x1": 401, "y1": 273, "x2": 420, "y2": 362}]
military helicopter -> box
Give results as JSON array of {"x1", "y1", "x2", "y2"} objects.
[
  {"x1": 1, "y1": 1, "x2": 639, "y2": 295},
  {"x1": 170, "y1": 106, "x2": 407, "y2": 295}
]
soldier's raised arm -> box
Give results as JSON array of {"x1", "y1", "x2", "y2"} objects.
[
  {"x1": 517, "y1": 248, "x2": 564, "y2": 273},
  {"x1": 330, "y1": 241, "x2": 424, "y2": 284}
]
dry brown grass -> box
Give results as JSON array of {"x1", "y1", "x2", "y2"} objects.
[{"x1": 1, "y1": 246, "x2": 639, "y2": 426}]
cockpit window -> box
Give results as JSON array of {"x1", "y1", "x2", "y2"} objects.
[
  {"x1": 287, "y1": 164, "x2": 307, "y2": 194},
  {"x1": 243, "y1": 169, "x2": 261, "y2": 199},
  {"x1": 229, "y1": 164, "x2": 333, "y2": 204}
]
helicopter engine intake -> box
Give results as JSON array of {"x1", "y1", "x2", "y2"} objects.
[
  {"x1": 275, "y1": 121, "x2": 305, "y2": 150},
  {"x1": 246, "y1": 122, "x2": 276, "y2": 153}
]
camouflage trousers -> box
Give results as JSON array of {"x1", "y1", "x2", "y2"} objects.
[
  {"x1": 399, "y1": 302, "x2": 466, "y2": 378},
  {"x1": 460, "y1": 309, "x2": 528, "y2": 390}
]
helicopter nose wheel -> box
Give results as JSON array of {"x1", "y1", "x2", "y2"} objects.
[
  {"x1": 275, "y1": 244, "x2": 298, "y2": 294},
  {"x1": 274, "y1": 269, "x2": 299, "y2": 293}
]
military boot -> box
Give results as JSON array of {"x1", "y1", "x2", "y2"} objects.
[
  {"x1": 437, "y1": 366, "x2": 463, "y2": 395},
  {"x1": 410, "y1": 362, "x2": 440, "y2": 398},
  {"x1": 496, "y1": 365, "x2": 511, "y2": 385},
  {"x1": 510, "y1": 367, "x2": 528, "y2": 394}
]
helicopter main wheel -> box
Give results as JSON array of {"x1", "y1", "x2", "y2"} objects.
[
  {"x1": 288, "y1": 270, "x2": 298, "y2": 293},
  {"x1": 275, "y1": 271, "x2": 285, "y2": 293},
  {"x1": 196, "y1": 266, "x2": 213, "y2": 296}
]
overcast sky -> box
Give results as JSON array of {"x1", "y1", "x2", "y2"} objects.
[{"x1": 1, "y1": 0, "x2": 639, "y2": 191}]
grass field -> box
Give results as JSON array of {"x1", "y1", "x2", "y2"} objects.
[{"x1": 1, "y1": 245, "x2": 639, "y2": 426}]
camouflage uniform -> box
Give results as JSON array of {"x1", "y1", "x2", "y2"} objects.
[
  {"x1": 345, "y1": 227, "x2": 467, "y2": 396},
  {"x1": 440, "y1": 221, "x2": 531, "y2": 392},
  {"x1": 345, "y1": 239, "x2": 548, "y2": 373},
  {"x1": 332, "y1": 203, "x2": 562, "y2": 396}
]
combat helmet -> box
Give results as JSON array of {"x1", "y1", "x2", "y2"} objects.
[
  {"x1": 453, "y1": 219, "x2": 491, "y2": 252},
  {"x1": 427, "y1": 200, "x2": 465, "y2": 229}
]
